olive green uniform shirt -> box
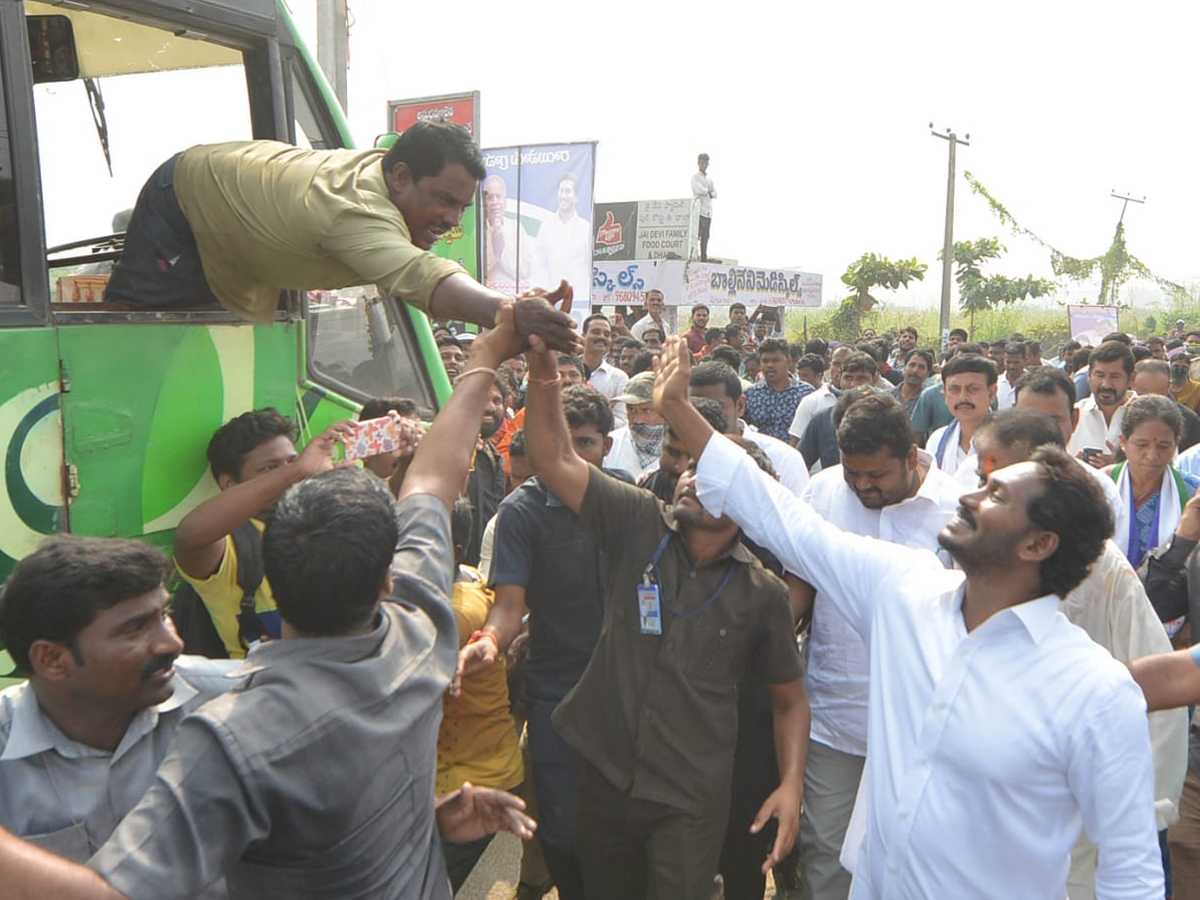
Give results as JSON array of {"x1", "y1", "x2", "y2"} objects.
[{"x1": 174, "y1": 141, "x2": 464, "y2": 323}]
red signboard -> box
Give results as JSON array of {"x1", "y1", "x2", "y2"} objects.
[{"x1": 388, "y1": 93, "x2": 478, "y2": 135}]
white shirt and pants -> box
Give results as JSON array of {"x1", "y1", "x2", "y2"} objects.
[
  {"x1": 799, "y1": 450, "x2": 962, "y2": 899},
  {"x1": 696, "y1": 432, "x2": 1163, "y2": 900}
]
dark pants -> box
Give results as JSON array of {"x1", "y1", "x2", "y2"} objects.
[
  {"x1": 698, "y1": 215, "x2": 711, "y2": 262},
  {"x1": 719, "y1": 707, "x2": 781, "y2": 900},
  {"x1": 1170, "y1": 768, "x2": 1200, "y2": 899},
  {"x1": 527, "y1": 699, "x2": 585, "y2": 900},
  {"x1": 105, "y1": 153, "x2": 220, "y2": 309},
  {"x1": 575, "y1": 757, "x2": 728, "y2": 900}
]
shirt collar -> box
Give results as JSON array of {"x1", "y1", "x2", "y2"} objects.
[
  {"x1": 1005, "y1": 594, "x2": 1061, "y2": 644},
  {"x1": 0, "y1": 674, "x2": 197, "y2": 763},
  {"x1": 234, "y1": 608, "x2": 390, "y2": 677},
  {"x1": 656, "y1": 503, "x2": 756, "y2": 567}
]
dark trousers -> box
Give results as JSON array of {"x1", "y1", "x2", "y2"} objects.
[
  {"x1": 105, "y1": 153, "x2": 220, "y2": 309},
  {"x1": 1170, "y1": 768, "x2": 1200, "y2": 899},
  {"x1": 575, "y1": 757, "x2": 728, "y2": 900},
  {"x1": 527, "y1": 699, "x2": 585, "y2": 900},
  {"x1": 719, "y1": 707, "x2": 781, "y2": 900},
  {"x1": 698, "y1": 215, "x2": 711, "y2": 261}
]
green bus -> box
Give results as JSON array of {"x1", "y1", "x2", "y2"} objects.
[{"x1": 0, "y1": 0, "x2": 450, "y2": 587}]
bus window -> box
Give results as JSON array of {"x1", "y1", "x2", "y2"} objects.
[
  {"x1": 0, "y1": 40, "x2": 20, "y2": 305},
  {"x1": 28, "y1": 4, "x2": 252, "y2": 304},
  {"x1": 308, "y1": 289, "x2": 438, "y2": 416}
]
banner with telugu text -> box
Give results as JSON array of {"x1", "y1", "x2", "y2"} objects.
[
  {"x1": 482, "y1": 142, "x2": 596, "y2": 326},
  {"x1": 592, "y1": 260, "x2": 822, "y2": 309},
  {"x1": 592, "y1": 198, "x2": 691, "y2": 262},
  {"x1": 386, "y1": 92, "x2": 480, "y2": 280},
  {"x1": 1067, "y1": 305, "x2": 1120, "y2": 345}
]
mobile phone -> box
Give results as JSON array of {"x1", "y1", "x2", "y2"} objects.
[
  {"x1": 1080, "y1": 446, "x2": 1105, "y2": 461},
  {"x1": 342, "y1": 416, "x2": 405, "y2": 461}
]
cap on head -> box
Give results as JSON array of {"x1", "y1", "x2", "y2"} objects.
[{"x1": 613, "y1": 371, "x2": 656, "y2": 406}]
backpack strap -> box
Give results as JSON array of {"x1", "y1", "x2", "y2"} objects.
[{"x1": 229, "y1": 521, "x2": 266, "y2": 650}]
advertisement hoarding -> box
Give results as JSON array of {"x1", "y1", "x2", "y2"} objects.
[
  {"x1": 385, "y1": 92, "x2": 480, "y2": 280},
  {"x1": 482, "y1": 142, "x2": 597, "y2": 325},
  {"x1": 1067, "y1": 304, "x2": 1120, "y2": 345},
  {"x1": 592, "y1": 260, "x2": 822, "y2": 309},
  {"x1": 592, "y1": 198, "x2": 691, "y2": 262}
]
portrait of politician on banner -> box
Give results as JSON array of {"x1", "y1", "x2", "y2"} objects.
[{"x1": 482, "y1": 142, "x2": 596, "y2": 326}]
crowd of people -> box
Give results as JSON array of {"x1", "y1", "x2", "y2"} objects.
[{"x1": 2, "y1": 107, "x2": 1200, "y2": 898}]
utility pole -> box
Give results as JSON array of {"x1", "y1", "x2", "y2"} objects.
[
  {"x1": 317, "y1": 0, "x2": 348, "y2": 112},
  {"x1": 1110, "y1": 189, "x2": 1144, "y2": 225},
  {"x1": 1106, "y1": 190, "x2": 1144, "y2": 305},
  {"x1": 931, "y1": 124, "x2": 969, "y2": 348}
]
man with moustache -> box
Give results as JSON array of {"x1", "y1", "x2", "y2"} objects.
[
  {"x1": 996, "y1": 342, "x2": 1027, "y2": 410},
  {"x1": 1068, "y1": 340, "x2": 1136, "y2": 466},
  {"x1": 0, "y1": 537, "x2": 234, "y2": 888},
  {"x1": 925, "y1": 353, "x2": 998, "y2": 489},
  {"x1": 631, "y1": 290, "x2": 670, "y2": 343},
  {"x1": 789, "y1": 345, "x2": 852, "y2": 456},
  {"x1": 891, "y1": 349, "x2": 932, "y2": 419},
  {"x1": 462, "y1": 377, "x2": 508, "y2": 566},
  {"x1": 653, "y1": 336, "x2": 1164, "y2": 900},
  {"x1": 580, "y1": 314, "x2": 629, "y2": 427}
]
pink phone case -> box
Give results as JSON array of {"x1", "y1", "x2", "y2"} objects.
[{"x1": 343, "y1": 416, "x2": 405, "y2": 460}]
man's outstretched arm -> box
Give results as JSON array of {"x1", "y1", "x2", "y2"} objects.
[
  {"x1": 0, "y1": 829, "x2": 125, "y2": 900},
  {"x1": 1131, "y1": 646, "x2": 1200, "y2": 712},
  {"x1": 429, "y1": 274, "x2": 580, "y2": 354},
  {"x1": 521, "y1": 329, "x2": 592, "y2": 515}
]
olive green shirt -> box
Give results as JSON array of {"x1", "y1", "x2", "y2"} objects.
[
  {"x1": 174, "y1": 141, "x2": 465, "y2": 323},
  {"x1": 552, "y1": 469, "x2": 802, "y2": 817}
]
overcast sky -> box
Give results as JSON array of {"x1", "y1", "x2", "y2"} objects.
[{"x1": 137, "y1": 3, "x2": 1171, "y2": 310}]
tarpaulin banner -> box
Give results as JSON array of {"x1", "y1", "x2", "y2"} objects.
[
  {"x1": 1068, "y1": 304, "x2": 1120, "y2": 345},
  {"x1": 592, "y1": 198, "x2": 691, "y2": 262},
  {"x1": 482, "y1": 142, "x2": 597, "y2": 326},
  {"x1": 593, "y1": 202, "x2": 639, "y2": 261},
  {"x1": 385, "y1": 92, "x2": 480, "y2": 280},
  {"x1": 592, "y1": 260, "x2": 822, "y2": 310}
]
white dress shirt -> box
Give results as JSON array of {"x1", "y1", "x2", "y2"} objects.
[
  {"x1": 788, "y1": 385, "x2": 837, "y2": 474},
  {"x1": 630, "y1": 314, "x2": 669, "y2": 342},
  {"x1": 742, "y1": 422, "x2": 809, "y2": 496},
  {"x1": 1067, "y1": 394, "x2": 1133, "y2": 457},
  {"x1": 802, "y1": 450, "x2": 961, "y2": 757},
  {"x1": 695, "y1": 432, "x2": 1162, "y2": 900},
  {"x1": 586, "y1": 359, "x2": 629, "y2": 428},
  {"x1": 691, "y1": 170, "x2": 716, "y2": 218},
  {"x1": 0, "y1": 657, "x2": 237, "y2": 866},
  {"x1": 530, "y1": 212, "x2": 593, "y2": 312},
  {"x1": 996, "y1": 373, "x2": 1020, "y2": 410},
  {"x1": 924, "y1": 423, "x2": 979, "y2": 491}
]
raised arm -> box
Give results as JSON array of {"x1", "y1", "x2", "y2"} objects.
[
  {"x1": 174, "y1": 420, "x2": 357, "y2": 579},
  {"x1": 400, "y1": 285, "x2": 577, "y2": 510},
  {"x1": 522, "y1": 332, "x2": 592, "y2": 514}
]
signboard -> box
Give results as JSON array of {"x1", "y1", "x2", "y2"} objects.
[
  {"x1": 592, "y1": 198, "x2": 691, "y2": 262},
  {"x1": 482, "y1": 142, "x2": 597, "y2": 325},
  {"x1": 592, "y1": 260, "x2": 822, "y2": 309},
  {"x1": 1067, "y1": 304, "x2": 1120, "y2": 345},
  {"x1": 385, "y1": 92, "x2": 480, "y2": 279}
]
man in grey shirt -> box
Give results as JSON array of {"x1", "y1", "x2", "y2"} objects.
[{"x1": 0, "y1": 297, "x2": 552, "y2": 900}]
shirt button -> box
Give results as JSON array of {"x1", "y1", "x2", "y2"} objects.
[
  {"x1": 889, "y1": 865, "x2": 899, "y2": 875},
  {"x1": 719, "y1": 628, "x2": 727, "y2": 637},
  {"x1": 917, "y1": 759, "x2": 929, "y2": 769},
  {"x1": 899, "y1": 811, "x2": 910, "y2": 821},
  {"x1": 689, "y1": 570, "x2": 697, "y2": 579},
  {"x1": 934, "y1": 701, "x2": 948, "y2": 712}
]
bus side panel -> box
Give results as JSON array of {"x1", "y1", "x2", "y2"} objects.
[
  {"x1": 57, "y1": 321, "x2": 304, "y2": 543},
  {"x1": 0, "y1": 328, "x2": 66, "y2": 580}
]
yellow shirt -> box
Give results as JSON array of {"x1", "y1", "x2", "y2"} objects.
[
  {"x1": 1171, "y1": 379, "x2": 1200, "y2": 415},
  {"x1": 436, "y1": 570, "x2": 523, "y2": 795},
  {"x1": 173, "y1": 141, "x2": 465, "y2": 323},
  {"x1": 176, "y1": 520, "x2": 279, "y2": 659}
]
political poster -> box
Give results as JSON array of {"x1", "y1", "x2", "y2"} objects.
[
  {"x1": 385, "y1": 92, "x2": 480, "y2": 280},
  {"x1": 482, "y1": 142, "x2": 597, "y2": 326},
  {"x1": 1067, "y1": 304, "x2": 1120, "y2": 345}
]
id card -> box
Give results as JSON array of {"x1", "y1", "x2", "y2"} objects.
[{"x1": 637, "y1": 584, "x2": 662, "y2": 635}]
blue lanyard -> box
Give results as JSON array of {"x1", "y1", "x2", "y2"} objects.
[{"x1": 642, "y1": 531, "x2": 738, "y2": 620}]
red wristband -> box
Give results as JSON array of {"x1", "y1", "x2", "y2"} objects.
[{"x1": 468, "y1": 630, "x2": 499, "y2": 651}]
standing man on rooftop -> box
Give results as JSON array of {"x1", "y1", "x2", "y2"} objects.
[
  {"x1": 105, "y1": 122, "x2": 578, "y2": 352},
  {"x1": 691, "y1": 153, "x2": 716, "y2": 262}
]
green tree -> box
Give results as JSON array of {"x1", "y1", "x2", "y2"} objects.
[
  {"x1": 944, "y1": 238, "x2": 1055, "y2": 338},
  {"x1": 834, "y1": 253, "x2": 927, "y2": 339}
]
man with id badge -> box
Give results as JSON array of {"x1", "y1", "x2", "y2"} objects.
[{"x1": 521, "y1": 329, "x2": 809, "y2": 900}]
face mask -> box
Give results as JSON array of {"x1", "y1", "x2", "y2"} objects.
[{"x1": 629, "y1": 421, "x2": 665, "y2": 467}]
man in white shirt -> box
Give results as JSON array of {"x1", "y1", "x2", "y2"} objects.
[
  {"x1": 996, "y1": 341, "x2": 1026, "y2": 410},
  {"x1": 971, "y1": 408, "x2": 1187, "y2": 900},
  {"x1": 630, "y1": 289, "x2": 670, "y2": 343},
  {"x1": 796, "y1": 392, "x2": 961, "y2": 900},
  {"x1": 1068, "y1": 340, "x2": 1136, "y2": 467},
  {"x1": 925, "y1": 352, "x2": 997, "y2": 490},
  {"x1": 687, "y1": 360, "x2": 809, "y2": 496},
  {"x1": 0, "y1": 535, "x2": 235, "y2": 894},
  {"x1": 653, "y1": 335, "x2": 1163, "y2": 900},
  {"x1": 482, "y1": 175, "x2": 532, "y2": 294},
  {"x1": 531, "y1": 174, "x2": 592, "y2": 325},
  {"x1": 691, "y1": 153, "x2": 716, "y2": 261},
  {"x1": 580, "y1": 313, "x2": 628, "y2": 428}
]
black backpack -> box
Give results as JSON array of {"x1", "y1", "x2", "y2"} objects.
[{"x1": 170, "y1": 521, "x2": 266, "y2": 659}]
